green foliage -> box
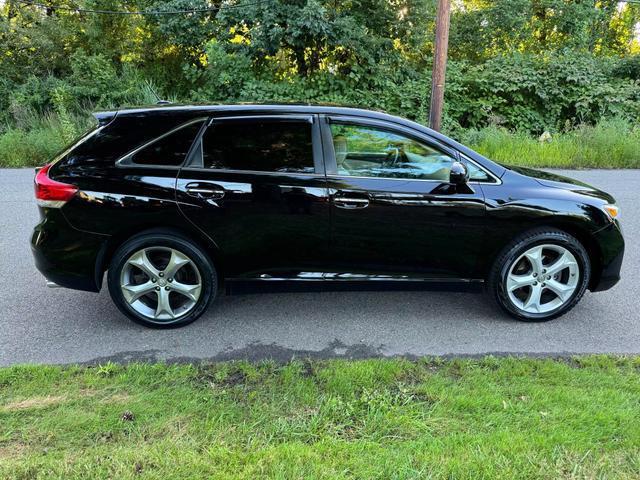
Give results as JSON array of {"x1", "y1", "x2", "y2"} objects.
[{"x1": 0, "y1": 0, "x2": 639, "y2": 168}]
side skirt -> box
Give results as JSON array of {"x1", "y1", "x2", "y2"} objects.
[{"x1": 224, "y1": 275, "x2": 484, "y2": 295}]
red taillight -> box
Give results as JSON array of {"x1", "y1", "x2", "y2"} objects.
[{"x1": 34, "y1": 164, "x2": 78, "y2": 208}]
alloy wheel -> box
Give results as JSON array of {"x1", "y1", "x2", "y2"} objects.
[
  {"x1": 505, "y1": 244, "x2": 580, "y2": 314},
  {"x1": 120, "y1": 247, "x2": 202, "y2": 321}
]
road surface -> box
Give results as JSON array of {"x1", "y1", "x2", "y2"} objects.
[{"x1": 0, "y1": 168, "x2": 638, "y2": 365}]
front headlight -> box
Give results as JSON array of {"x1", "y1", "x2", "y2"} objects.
[{"x1": 602, "y1": 204, "x2": 619, "y2": 221}]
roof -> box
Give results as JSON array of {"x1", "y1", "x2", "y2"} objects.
[{"x1": 93, "y1": 103, "x2": 506, "y2": 177}]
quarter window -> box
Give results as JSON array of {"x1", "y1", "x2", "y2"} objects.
[
  {"x1": 201, "y1": 120, "x2": 315, "y2": 174},
  {"x1": 131, "y1": 120, "x2": 204, "y2": 166},
  {"x1": 460, "y1": 153, "x2": 491, "y2": 182},
  {"x1": 330, "y1": 123, "x2": 455, "y2": 181}
]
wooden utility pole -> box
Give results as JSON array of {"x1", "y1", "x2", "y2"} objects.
[{"x1": 429, "y1": 0, "x2": 451, "y2": 132}]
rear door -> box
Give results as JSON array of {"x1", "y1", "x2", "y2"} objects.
[
  {"x1": 321, "y1": 115, "x2": 489, "y2": 280},
  {"x1": 176, "y1": 114, "x2": 330, "y2": 279}
]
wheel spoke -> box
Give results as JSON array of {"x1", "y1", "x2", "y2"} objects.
[
  {"x1": 170, "y1": 280, "x2": 201, "y2": 301},
  {"x1": 164, "y1": 250, "x2": 191, "y2": 279},
  {"x1": 524, "y1": 246, "x2": 544, "y2": 275},
  {"x1": 523, "y1": 284, "x2": 543, "y2": 312},
  {"x1": 155, "y1": 289, "x2": 175, "y2": 319},
  {"x1": 546, "y1": 251, "x2": 577, "y2": 277},
  {"x1": 126, "y1": 249, "x2": 160, "y2": 279},
  {"x1": 507, "y1": 273, "x2": 537, "y2": 292},
  {"x1": 122, "y1": 281, "x2": 156, "y2": 304},
  {"x1": 544, "y1": 279, "x2": 575, "y2": 303}
]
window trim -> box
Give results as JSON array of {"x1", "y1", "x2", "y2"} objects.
[
  {"x1": 321, "y1": 115, "x2": 501, "y2": 185},
  {"x1": 183, "y1": 114, "x2": 325, "y2": 176},
  {"x1": 116, "y1": 118, "x2": 208, "y2": 169}
]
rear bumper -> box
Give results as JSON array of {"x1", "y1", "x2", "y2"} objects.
[
  {"x1": 590, "y1": 221, "x2": 624, "y2": 292},
  {"x1": 31, "y1": 208, "x2": 110, "y2": 292}
]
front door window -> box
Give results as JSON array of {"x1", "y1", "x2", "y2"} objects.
[{"x1": 330, "y1": 124, "x2": 455, "y2": 181}]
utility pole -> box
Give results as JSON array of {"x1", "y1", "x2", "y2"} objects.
[{"x1": 429, "y1": 0, "x2": 451, "y2": 132}]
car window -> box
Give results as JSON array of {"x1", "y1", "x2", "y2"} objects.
[
  {"x1": 131, "y1": 120, "x2": 204, "y2": 166},
  {"x1": 330, "y1": 123, "x2": 455, "y2": 181},
  {"x1": 201, "y1": 120, "x2": 315, "y2": 174},
  {"x1": 460, "y1": 153, "x2": 491, "y2": 182}
]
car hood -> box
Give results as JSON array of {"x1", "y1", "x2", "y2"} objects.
[{"x1": 509, "y1": 166, "x2": 615, "y2": 203}]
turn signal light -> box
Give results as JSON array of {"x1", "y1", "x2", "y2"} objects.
[
  {"x1": 34, "y1": 164, "x2": 79, "y2": 208},
  {"x1": 602, "y1": 204, "x2": 619, "y2": 220}
]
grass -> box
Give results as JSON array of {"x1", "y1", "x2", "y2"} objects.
[
  {"x1": 1, "y1": 356, "x2": 640, "y2": 479},
  {"x1": 1, "y1": 114, "x2": 639, "y2": 169},
  {"x1": 462, "y1": 118, "x2": 640, "y2": 169}
]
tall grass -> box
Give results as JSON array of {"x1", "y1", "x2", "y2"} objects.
[
  {"x1": 1, "y1": 113, "x2": 638, "y2": 169},
  {"x1": 0, "y1": 113, "x2": 93, "y2": 168},
  {"x1": 462, "y1": 118, "x2": 640, "y2": 169}
]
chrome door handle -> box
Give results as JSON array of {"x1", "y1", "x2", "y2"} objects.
[
  {"x1": 185, "y1": 184, "x2": 225, "y2": 199},
  {"x1": 334, "y1": 197, "x2": 370, "y2": 209}
]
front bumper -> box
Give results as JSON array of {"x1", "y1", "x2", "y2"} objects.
[
  {"x1": 31, "y1": 208, "x2": 110, "y2": 292},
  {"x1": 590, "y1": 221, "x2": 624, "y2": 292}
]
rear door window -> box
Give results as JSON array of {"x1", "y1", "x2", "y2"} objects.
[{"x1": 201, "y1": 119, "x2": 315, "y2": 174}]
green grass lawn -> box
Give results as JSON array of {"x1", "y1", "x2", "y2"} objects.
[{"x1": 1, "y1": 357, "x2": 640, "y2": 479}]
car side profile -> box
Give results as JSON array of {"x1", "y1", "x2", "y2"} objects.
[{"x1": 31, "y1": 104, "x2": 624, "y2": 327}]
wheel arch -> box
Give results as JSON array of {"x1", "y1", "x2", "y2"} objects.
[
  {"x1": 540, "y1": 220, "x2": 602, "y2": 291},
  {"x1": 486, "y1": 219, "x2": 603, "y2": 291},
  {"x1": 95, "y1": 224, "x2": 224, "y2": 290}
]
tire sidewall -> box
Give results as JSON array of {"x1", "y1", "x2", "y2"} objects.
[
  {"x1": 492, "y1": 230, "x2": 590, "y2": 322},
  {"x1": 107, "y1": 233, "x2": 217, "y2": 328}
]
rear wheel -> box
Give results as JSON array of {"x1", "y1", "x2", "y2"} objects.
[
  {"x1": 488, "y1": 229, "x2": 590, "y2": 322},
  {"x1": 108, "y1": 232, "x2": 217, "y2": 328}
]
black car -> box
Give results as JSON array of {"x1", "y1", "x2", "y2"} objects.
[{"x1": 32, "y1": 104, "x2": 624, "y2": 328}]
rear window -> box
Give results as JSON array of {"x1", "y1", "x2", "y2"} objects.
[
  {"x1": 130, "y1": 120, "x2": 204, "y2": 167},
  {"x1": 201, "y1": 120, "x2": 314, "y2": 174}
]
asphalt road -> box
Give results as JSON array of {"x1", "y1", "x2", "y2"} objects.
[{"x1": 1, "y1": 168, "x2": 638, "y2": 365}]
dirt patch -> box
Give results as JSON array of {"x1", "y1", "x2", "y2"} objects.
[
  {"x1": 0, "y1": 443, "x2": 29, "y2": 460},
  {"x1": 100, "y1": 392, "x2": 132, "y2": 404},
  {"x1": 2, "y1": 395, "x2": 66, "y2": 411}
]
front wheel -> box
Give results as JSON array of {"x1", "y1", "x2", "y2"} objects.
[
  {"x1": 107, "y1": 232, "x2": 217, "y2": 328},
  {"x1": 487, "y1": 229, "x2": 591, "y2": 322}
]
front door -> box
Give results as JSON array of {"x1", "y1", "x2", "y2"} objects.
[
  {"x1": 322, "y1": 116, "x2": 489, "y2": 280},
  {"x1": 176, "y1": 114, "x2": 330, "y2": 279}
]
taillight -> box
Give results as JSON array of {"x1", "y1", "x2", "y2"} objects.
[{"x1": 34, "y1": 164, "x2": 78, "y2": 208}]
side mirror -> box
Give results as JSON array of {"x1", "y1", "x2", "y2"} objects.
[{"x1": 449, "y1": 161, "x2": 469, "y2": 185}]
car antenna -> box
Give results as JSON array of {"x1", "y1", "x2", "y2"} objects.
[{"x1": 144, "y1": 80, "x2": 172, "y2": 105}]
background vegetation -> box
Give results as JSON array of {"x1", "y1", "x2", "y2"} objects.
[
  {"x1": 2, "y1": 357, "x2": 640, "y2": 478},
  {"x1": 1, "y1": 0, "x2": 639, "y2": 167}
]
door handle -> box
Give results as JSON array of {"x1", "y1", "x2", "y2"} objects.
[
  {"x1": 333, "y1": 197, "x2": 370, "y2": 209},
  {"x1": 185, "y1": 183, "x2": 225, "y2": 199}
]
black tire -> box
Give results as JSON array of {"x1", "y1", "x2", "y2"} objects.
[
  {"x1": 487, "y1": 228, "x2": 591, "y2": 322},
  {"x1": 107, "y1": 231, "x2": 217, "y2": 328}
]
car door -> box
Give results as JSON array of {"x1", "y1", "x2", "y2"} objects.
[
  {"x1": 176, "y1": 114, "x2": 330, "y2": 278},
  {"x1": 321, "y1": 115, "x2": 490, "y2": 280}
]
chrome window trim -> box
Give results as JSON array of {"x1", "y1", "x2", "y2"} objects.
[{"x1": 179, "y1": 166, "x2": 325, "y2": 178}]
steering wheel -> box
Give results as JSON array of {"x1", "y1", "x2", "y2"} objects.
[{"x1": 384, "y1": 147, "x2": 400, "y2": 167}]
